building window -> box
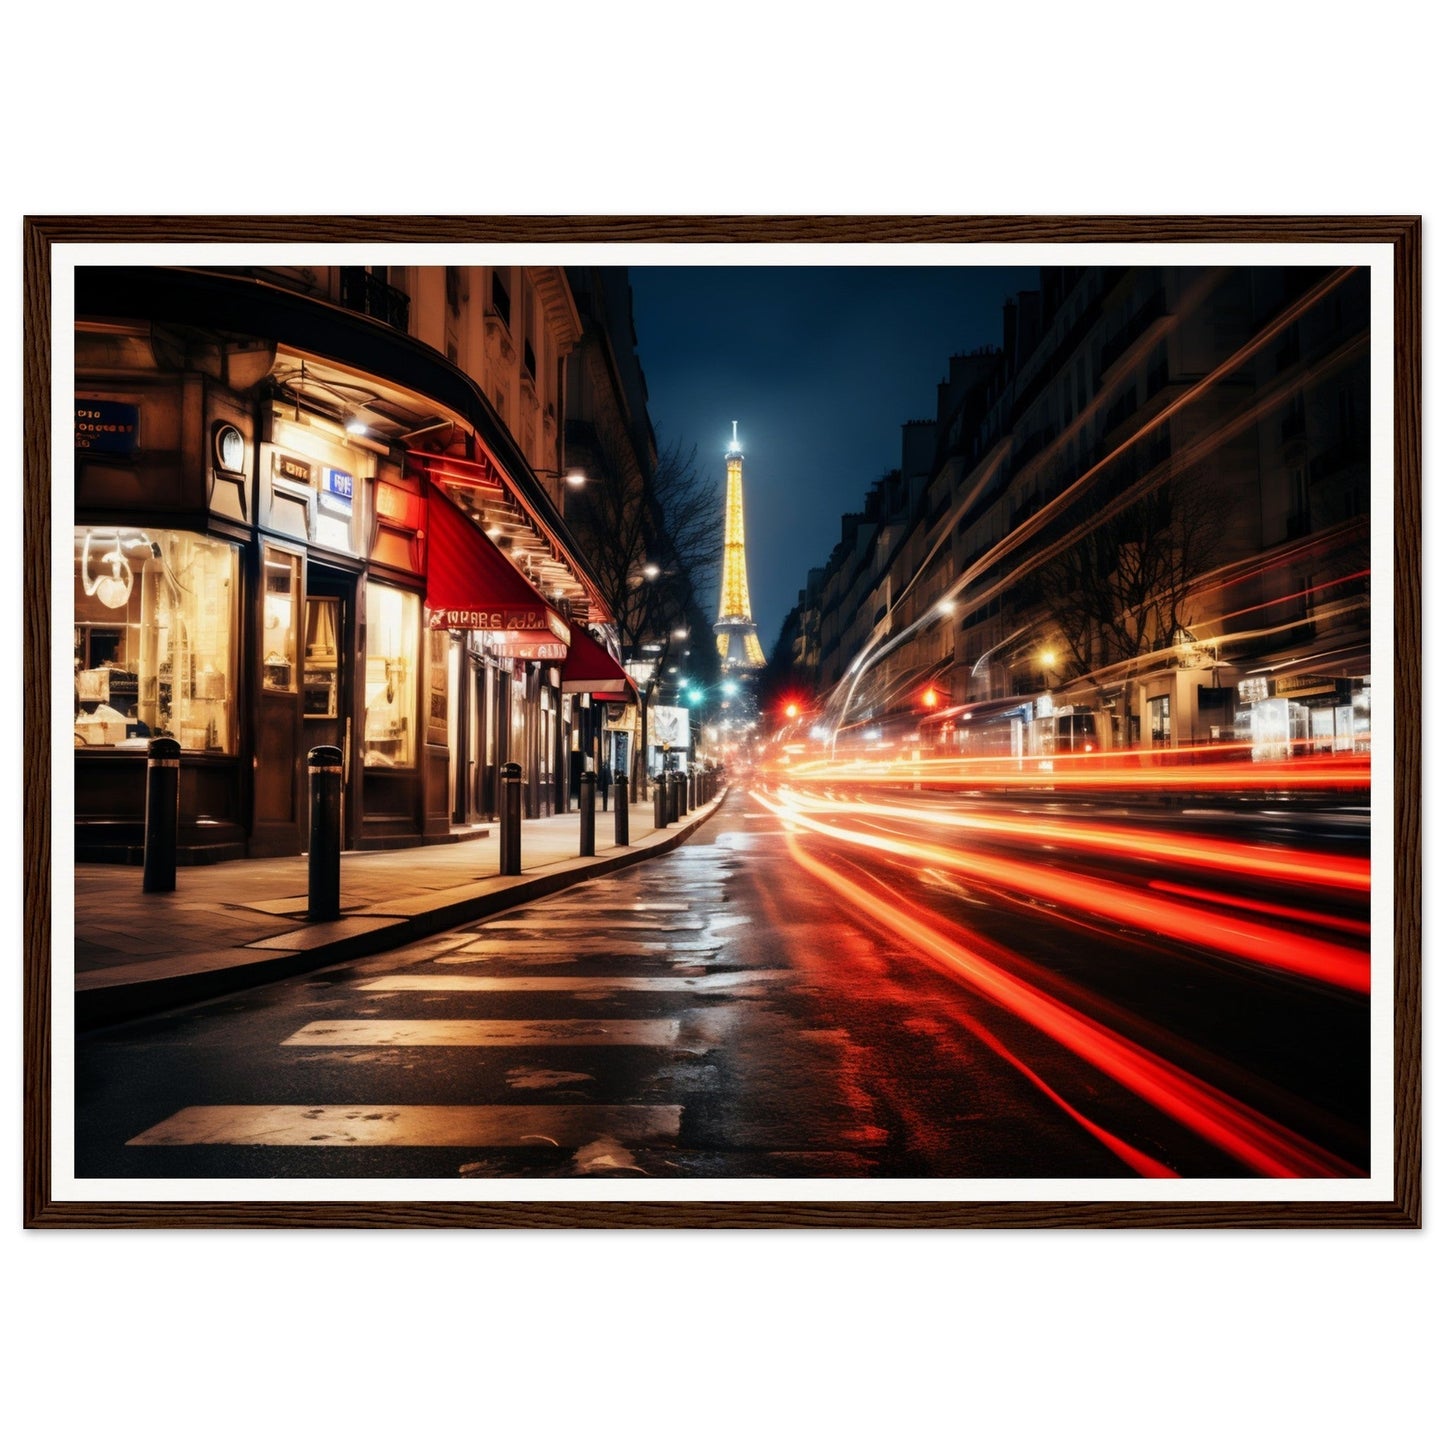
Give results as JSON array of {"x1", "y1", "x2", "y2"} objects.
[
  {"x1": 363, "y1": 582, "x2": 419, "y2": 768},
  {"x1": 491, "y1": 270, "x2": 511, "y2": 330},
  {"x1": 74, "y1": 527, "x2": 238, "y2": 752},
  {"x1": 522, "y1": 281, "x2": 538, "y2": 381},
  {"x1": 338, "y1": 266, "x2": 410, "y2": 332}
]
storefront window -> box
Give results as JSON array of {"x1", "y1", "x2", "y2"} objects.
[
  {"x1": 262, "y1": 547, "x2": 300, "y2": 692},
  {"x1": 74, "y1": 527, "x2": 238, "y2": 752},
  {"x1": 363, "y1": 581, "x2": 418, "y2": 767}
]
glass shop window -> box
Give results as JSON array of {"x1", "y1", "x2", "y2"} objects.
[
  {"x1": 363, "y1": 581, "x2": 418, "y2": 768},
  {"x1": 74, "y1": 527, "x2": 238, "y2": 752},
  {"x1": 1147, "y1": 693, "x2": 1171, "y2": 745},
  {"x1": 262, "y1": 547, "x2": 300, "y2": 692}
]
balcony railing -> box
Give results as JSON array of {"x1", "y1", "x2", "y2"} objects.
[{"x1": 339, "y1": 269, "x2": 410, "y2": 332}]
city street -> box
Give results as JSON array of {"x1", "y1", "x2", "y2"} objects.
[{"x1": 76, "y1": 784, "x2": 1369, "y2": 1180}]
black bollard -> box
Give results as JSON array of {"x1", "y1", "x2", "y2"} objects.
[
  {"x1": 614, "y1": 769, "x2": 630, "y2": 846},
  {"x1": 673, "y1": 769, "x2": 686, "y2": 820},
  {"x1": 307, "y1": 744, "x2": 343, "y2": 921},
  {"x1": 579, "y1": 770, "x2": 596, "y2": 857},
  {"x1": 655, "y1": 771, "x2": 669, "y2": 829},
  {"x1": 500, "y1": 761, "x2": 523, "y2": 875},
  {"x1": 142, "y1": 736, "x2": 182, "y2": 893}
]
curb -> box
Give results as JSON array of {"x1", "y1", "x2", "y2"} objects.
[{"x1": 76, "y1": 789, "x2": 729, "y2": 1031}]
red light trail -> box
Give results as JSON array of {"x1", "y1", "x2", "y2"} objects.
[
  {"x1": 780, "y1": 832, "x2": 1361, "y2": 1177},
  {"x1": 754, "y1": 789, "x2": 1367, "y2": 992}
]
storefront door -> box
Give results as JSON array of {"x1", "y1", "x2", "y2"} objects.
[
  {"x1": 252, "y1": 543, "x2": 305, "y2": 857},
  {"x1": 450, "y1": 648, "x2": 493, "y2": 826}
]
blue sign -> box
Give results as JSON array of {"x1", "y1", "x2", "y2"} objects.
[
  {"x1": 75, "y1": 400, "x2": 139, "y2": 454},
  {"x1": 322, "y1": 468, "x2": 354, "y2": 511}
]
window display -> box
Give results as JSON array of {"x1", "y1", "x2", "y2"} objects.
[
  {"x1": 74, "y1": 528, "x2": 238, "y2": 751},
  {"x1": 363, "y1": 581, "x2": 418, "y2": 767}
]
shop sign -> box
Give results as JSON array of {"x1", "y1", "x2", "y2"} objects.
[
  {"x1": 1275, "y1": 673, "x2": 1336, "y2": 698},
  {"x1": 1237, "y1": 676, "x2": 1269, "y2": 704},
  {"x1": 321, "y1": 467, "x2": 354, "y2": 513},
  {"x1": 472, "y1": 628, "x2": 569, "y2": 659},
  {"x1": 649, "y1": 705, "x2": 689, "y2": 749},
  {"x1": 375, "y1": 480, "x2": 421, "y2": 526},
  {"x1": 75, "y1": 400, "x2": 139, "y2": 453},
  {"x1": 503, "y1": 638, "x2": 568, "y2": 661},
  {"x1": 275, "y1": 453, "x2": 313, "y2": 486},
  {"x1": 429, "y1": 605, "x2": 558, "y2": 632}
]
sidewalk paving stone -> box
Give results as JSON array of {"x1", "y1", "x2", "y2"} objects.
[{"x1": 71, "y1": 789, "x2": 727, "y2": 1028}]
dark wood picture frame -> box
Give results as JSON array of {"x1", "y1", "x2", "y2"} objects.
[{"x1": 23, "y1": 215, "x2": 1422, "y2": 1228}]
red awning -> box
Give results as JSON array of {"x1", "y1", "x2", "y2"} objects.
[
  {"x1": 562, "y1": 626, "x2": 636, "y2": 700},
  {"x1": 424, "y1": 483, "x2": 570, "y2": 655}
]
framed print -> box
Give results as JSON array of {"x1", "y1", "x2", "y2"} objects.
[{"x1": 23, "y1": 215, "x2": 1421, "y2": 1227}]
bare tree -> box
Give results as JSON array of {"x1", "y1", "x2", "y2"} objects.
[
  {"x1": 566, "y1": 422, "x2": 721, "y2": 795},
  {"x1": 1033, "y1": 468, "x2": 1228, "y2": 678}
]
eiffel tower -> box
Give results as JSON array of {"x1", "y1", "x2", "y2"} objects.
[{"x1": 714, "y1": 421, "x2": 766, "y2": 671}]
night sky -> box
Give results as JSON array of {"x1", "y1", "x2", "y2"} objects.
[{"x1": 627, "y1": 265, "x2": 1039, "y2": 651}]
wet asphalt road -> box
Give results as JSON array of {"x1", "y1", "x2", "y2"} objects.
[{"x1": 75, "y1": 787, "x2": 1369, "y2": 1179}]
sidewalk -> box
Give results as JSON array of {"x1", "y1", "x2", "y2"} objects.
[{"x1": 72, "y1": 788, "x2": 728, "y2": 1028}]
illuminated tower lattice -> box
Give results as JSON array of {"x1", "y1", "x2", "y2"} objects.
[{"x1": 715, "y1": 421, "x2": 766, "y2": 671}]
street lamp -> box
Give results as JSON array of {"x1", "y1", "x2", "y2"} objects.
[{"x1": 536, "y1": 467, "x2": 588, "y2": 488}]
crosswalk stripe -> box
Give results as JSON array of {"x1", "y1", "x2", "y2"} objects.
[
  {"x1": 281, "y1": 1019, "x2": 679, "y2": 1047},
  {"x1": 356, "y1": 972, "x2": 771, "y2": 993},
  {"x1": 126, "y1": 1104, "x2": 682, "y2": 1148},
  {"x1": 456, "y1": 938, "x2": 719, "y2": 955},
  {"x1": 534, "y1": 902, "x2": 690, "y2": 913},
  {"x1": 479, "y1": 918, "x2": 704, "y2": 931}
]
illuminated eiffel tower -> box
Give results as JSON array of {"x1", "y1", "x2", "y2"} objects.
[{"x1": 715, "y1": 421, "x2": 766, "y2": 671}]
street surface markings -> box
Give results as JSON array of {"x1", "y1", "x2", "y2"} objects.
[
  {"x1": 478, "y1": 917, "x2": 705, "y2": 931},
  {"x1": 356, "y1": 971, "x2": 772, "y2": 993},
  {"x1": 507, "y1": 1068, "x2": 594, "y2": 1090},
  {"x1": 281, "y1": 1019, "x2": 680, "y2": 1047},
  {"x1": 456, "y1": 938, "x2": 719, "y2": 955},
  {"x1": 127, "y1": 1103, "x2": 681, "y2": 1148},
  {"x1": 511, "y1": 900, "x2": 689, "y2": 913}
]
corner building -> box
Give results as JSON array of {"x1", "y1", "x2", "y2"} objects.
[{"x1": 72, "y1": 265, "x2": 632, "y2": 862}]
